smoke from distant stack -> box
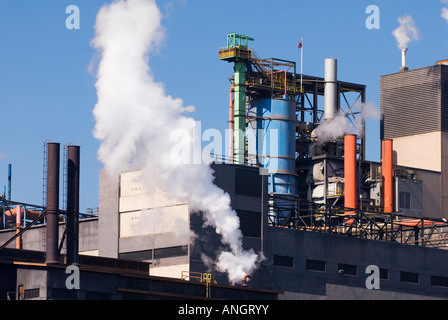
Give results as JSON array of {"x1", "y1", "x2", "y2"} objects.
[{"x1": 392, "y1": 15, "x2": 419, "y2": 72}]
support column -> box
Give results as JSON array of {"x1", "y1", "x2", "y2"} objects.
[{"x1": 233, "y1": 61, "x2": 247, "y2": 165}]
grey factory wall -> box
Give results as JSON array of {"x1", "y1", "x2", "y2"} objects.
[
  {"x1": 256, "y1": 226, "x2": 448, "y2": 299},
  {"x1": 97, "y1": 170, "x2": 119, "y2": 258},
  {"x1": 0, "y1": 218, "x2": 98, "y2": 255}
]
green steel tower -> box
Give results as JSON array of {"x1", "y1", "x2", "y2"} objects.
[{"x1": 219, "y1": 33, "x2": 254, "y2": 165}]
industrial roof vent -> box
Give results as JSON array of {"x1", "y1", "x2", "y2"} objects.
[{"x1": 400, "y1": 49, "x2": 409, "y2": 72}]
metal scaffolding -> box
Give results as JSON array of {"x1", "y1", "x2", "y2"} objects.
[{"x1": 269, "y1": 200, "x2": 448, "y2": 249}]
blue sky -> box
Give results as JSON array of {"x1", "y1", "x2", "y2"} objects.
[{"x1": 0, "y1": 0, "x2": 446, "y2": 212}]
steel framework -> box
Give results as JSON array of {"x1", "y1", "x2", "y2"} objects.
[{"x1": 268, "y1": 201, "x2": 448, "y2": 249}]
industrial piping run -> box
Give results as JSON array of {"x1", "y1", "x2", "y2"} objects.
[{"x1": 45, "y1": 142, "x2": 60, "y2": 264}]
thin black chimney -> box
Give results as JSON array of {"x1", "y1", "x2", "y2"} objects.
[
  {"x1": 45, "y1": 143, "x2": 60, "y2": 264},
  {"x1": 66, "y1": 145, "x2": 80, "y2": 266}
]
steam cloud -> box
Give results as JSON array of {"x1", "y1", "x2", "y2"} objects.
[
  {"x1": 442, "y1": 7, "x2": 448, "y2": 23},
  {"x1": 392, "y1": 15, "x2": 420, "y2": 50},
  {"x1": 313, "y1": 102, "x2": 380, "y2": 145},
  {"x1": 91, "y1": 0, "x2": 261, "y2": 284}
]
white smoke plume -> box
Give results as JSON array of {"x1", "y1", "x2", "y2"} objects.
[
  {"x1": 313, "y1": 101, "x2": 380, "y2": 145},
  {"x1": 313, "y1": 113, "x2": 353, "y2": 145},
  {"x1": 392, "y1": 15, "x2": 420, "y2": 50},
  {"x1": 91, "y1": 0, "x2": 261, "y2": 284},
  {"x1": 442, "y1": 7, "x2": 448, "y2": 23}
]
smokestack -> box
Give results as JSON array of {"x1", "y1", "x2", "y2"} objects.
[
  {"x1": 16, "y1": 205, "x2": 22, "y2": 249},
  {"x1": 400, "y1": 49, "x2": 409, "y2": 72},
  {"x1": 8, "y1": 164, "x2": 11, "y2": 201},
  {"x1": 66, "y1": 145, "x2": 80, "y2": 266},
  {"x1": 45, "y1": 142, "x2": 60, "y2": 264},
  {"x1": 382, "y1": 139, "x2": 393, "y2": 213},
  {"x1": 344, "y1": 134, "x2": 357, "y2": 214},
  {"x1": 324, "y1": 58, "x2": 338, "y2": 122}
]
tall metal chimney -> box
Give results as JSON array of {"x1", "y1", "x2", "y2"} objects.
[
  {"x1": 324, "y1": 58, "x2": 338, "y2": 122},
  {"x1": 344, "y1": 134, "x2": 357, "y2": 214},
  {"x1": 382, "y1": 139, "x2": 393, "y2": 213},
  {"x1": 400, "y1": 49, "x2": 409, "y2": 72},
  {"x1": 66, "y1": 145, "x2": 80, "y2": 266},
  {"x1": 45, "y1": 143, "x2": 60, "y2": 264}
]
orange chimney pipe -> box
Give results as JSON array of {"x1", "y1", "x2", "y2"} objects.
[
  {"x1": 344, "y1": 134, "x2": 357, "y2": 214},
  {"x1": 382, "y1": 139, "x2": 393, "y2": 213}
]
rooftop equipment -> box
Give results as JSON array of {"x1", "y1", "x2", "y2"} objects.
[{"x1": 400, "y1": 49, "x2": 409, "y2": 72}]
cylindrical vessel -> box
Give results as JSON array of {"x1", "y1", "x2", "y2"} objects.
[
  {"x1": 247, "y1": 96, "x2": 298, "y2": 223},
  {"x1": 324, "y1": 58, "x2": 338, "y2": 121},
  {"x1": 344, "y1": 135, "x2": 357, "y2": 214},
  {"x1": 382, "y1": 139, "x2": 393, "y2": 213},
  {"x1": 45, "y1": 142, "x2": 60, "y2": 264}
]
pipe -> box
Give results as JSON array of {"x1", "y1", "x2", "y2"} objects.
[
  {"x1": 324, "y1": 58, "x2": 338, "y2": 122},
  {"x1": 8, "y1": 164, "x2": 11, "y2": 201},
  {"x1": 66, "y1": 145, "x2": 80, "y2": 266},
  {"x1": 0, "y1": 208, "x2": 43, "y2": 222},
  {"x1": 229, "y1": 86, "x2": 234, "y2": 163},
  {"x1": 344, "y1": 134, "x2": 357, "y2": 214},
  {"x1": 242, "y1": 274, "x2": 251, "y2": 287},
  {"x1": 16, "y1": 205, "x2": 21, "y2": 249},
  {"x1": 400, "y1": 49, "x2": 409, "y2": 72},
  {"x1": 382, "y1": 139, "x2": 393, "y2": 213},
  {"x1": 45, "y1": 142, "x2": 60, "y2": 264}
]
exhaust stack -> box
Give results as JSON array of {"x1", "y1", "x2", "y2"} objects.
[
  {"x1": 382, "y1": 139, "x2": 393, "y2": 213},
  {"x1": 324, "y1": 58, "x2": 338, "y2": 122},
  {"x1": 66, "y1": 145, "x2": 80, "y2": 266},
  {"x1": 400, "y1": 49, "x2": 409, "y2": 72},
  {"x1": 45, "y1": 143, "x2": 60, "y2": 264},
  {"x1": 344, "y1": 134, "x2": 357, "y2": 214}
]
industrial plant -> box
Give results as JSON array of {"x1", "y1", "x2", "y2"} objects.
[{"x1": 1, "y1": 32, "x2": 448, "y2": 300}]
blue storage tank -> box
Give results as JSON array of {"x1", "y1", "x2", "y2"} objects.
[{"x1": 247, "y1": 96, "x2": 298, "y2": 224}]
